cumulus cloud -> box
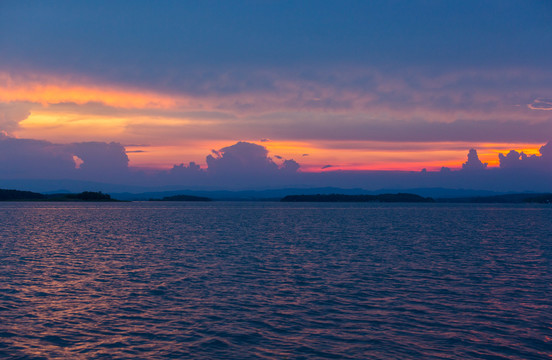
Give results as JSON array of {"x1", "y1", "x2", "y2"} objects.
[
  {"x1": 499, "y1": 141, "x2": 552, "y2": 171},
  {"x1": 280, "y1": 159, "x2": 300, "y2": 173},
  {"x1": 206, "y1": 142, "x2": 279, "y2": 175},
  {"x1": 462, "y1": 149, "x2": 487, "y2": 171},
  {"x1": 171, "y1": 161, "x2": 201, "y2": 172},
  {"x1": 159, "y1": 161, "x2": 205, "y2": 186},
  {"x1": 70, "y1": 142, "x2": 129, "y2": 174},
  {"x1": 0, "y1": 102, "x2": 31, "y2": 134},
  {"x1": 540, "y1": 141, "x2": 552, "y2": 158},
  {"x1": 0, "y1": 137, "x2": 303, "y2": 188},
  {"x1": 1, "y1": 134, "x2": 551, "y2": 192},
  {"x1": 0, "y1": 135, "x2": 129, "y2": 181},
  {"x1": 201, "y1": 141, "x2": 301, "y2": 187},
  {"x1": 162, "y1": 143, "x2": 303, "y2": 187},
  {"x1": 0, "y1": 136, "x2": 76, "y2": 178}
]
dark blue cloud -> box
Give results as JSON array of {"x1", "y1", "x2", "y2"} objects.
[
  {"x1": 0, "y1": 134, "x2": 130, "y2": 181},
  {"x1": 499, "y1": 141, "x2": 552, "y2": 170},
  {"x1": 206, "y1": 141, "x2": 279, "y2": 176},
  {"x1": 161, "y1": 141, "x2": 301, "y2": 188},
  {"x1": 2, "y1": 1, "x2": 551, "y2": 94}
]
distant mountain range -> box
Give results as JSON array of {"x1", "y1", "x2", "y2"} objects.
[
  {"x1": 0, "y1": 179, "x2": 516, "y2": 199},
  {"x1": 109, "y1": 187, "x2": 511, "y2": 201},
  {"x1": 1, "y1": 186, "x2": 550, "y2": 204},
  {"x1": 281, "y1": 193, "x2": 434, "y2": 203}
]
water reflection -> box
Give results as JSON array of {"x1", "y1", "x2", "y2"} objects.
[{"x1": 0, "y1": 202, "x2": 551, "y2": 359}]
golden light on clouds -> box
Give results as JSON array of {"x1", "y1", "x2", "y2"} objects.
[
  {"x1": 116, "y1": 138, "x2": 547, "y2": 172},
  {"x1": 0, "y1": 72, "x2": 186, "y2": 109},
  {"x1": 18, "y1": 111, "x2": 129, "y2": 140},
  {"x1": 1, "y1": 71, "x2": 549, "y2": 173}
]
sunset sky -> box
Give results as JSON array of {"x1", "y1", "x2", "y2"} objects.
[{"x1": 1, "y1": 1, "x2": 552, "y2": 175}]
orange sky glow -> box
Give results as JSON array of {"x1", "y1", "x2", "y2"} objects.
[{"x1": 1, "y1": 72, "x2": 547, "y2": 173}]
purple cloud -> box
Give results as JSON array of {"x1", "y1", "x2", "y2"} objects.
[
  {"x1": 280, "y1": 159, "x2": 300, "y2": 173},
  {"x1": 70, "y1": 142, "x2": 129, "y2": 174},
  {"x1": 206, "y1": 142, "x2": 279, "y2": 175},
  {"x1": 462, "y1": 149, "x2": 487, "y2": 171},
  {"x1": 499, "y1": 141, "x2": 552, "y2": 171},
  {"x1": 0, "y1": 102, "x2": 31, "y2": 134},
  {"x1": 1, "y1": 135, "x2": 551, "y2": 193},
  {"x1": 0, "y1": 135, "x2": 129, "y2": 181},
  {"x1": 528, "y1": 98, "x2": 552, "y2": 111}
]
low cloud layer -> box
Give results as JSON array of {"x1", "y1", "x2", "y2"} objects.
[
  {"x1": 162, "y1": 141, "x2": 301, "y2": 187},
  {"x1": 499, "y1": 142, "x2": 551, "y2": 170},
  {"x1": 462, "y1": 149, "x2": 487, "y2": 171},
  {"x1": 0, "y1": 134, "x2": 130, "y2": 182},
  {"x1": 1, "y1": 136, "x2": 551, "y2": 192}
]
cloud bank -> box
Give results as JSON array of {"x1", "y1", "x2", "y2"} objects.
[
  {"x1": 1, "y1": 135, "x2": 551, "y2": 192},
  {"x1": 162, "y1": 142, "x2": 301, "y2": 187},
  {"x1": 0, "y1": 133, "x2": 130, "y2": 182},
  {"x1": 499, "y1": 142, "x2": 552, "y2": 170}
]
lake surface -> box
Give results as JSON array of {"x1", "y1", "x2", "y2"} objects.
[{"x1": 0, "y1": 202, "x2": 551, "y2": 359}]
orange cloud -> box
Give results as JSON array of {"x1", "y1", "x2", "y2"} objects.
[
  {"x1": 0, "y1": 72, "x2": 187, "y2": 109},
  {"x1": 528, "y1": 98, "x2": 552, "y2": 111},
  {"x1": 260, "y1": 141, "x2": 545, "y2": 172},
  {"x1": 2, "y1": 71, "x2": 549, "y2": 174}
]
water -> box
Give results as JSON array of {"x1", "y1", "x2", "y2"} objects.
[{"x1": 0, "y1": 202, "x2": 551, "y2": 359}]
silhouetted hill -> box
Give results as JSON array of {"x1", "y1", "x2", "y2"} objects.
[
  {"x1": 281, "y1": 193, "x2": 434, "y2": 203},
  {"x1": 111, "y1": 187, "x2": 510, "y2": 201},
  {"x1": 151, "y1": 194, "x2": 212, "y2": 201},
  {"x1": 0, "y1": 189, "x2": 118, "y2": 202},
  {"x1": 524, "y1": 194, "x2": 552, "y2": 203},
  {"x1": 0, "y1": 189, "x2": 46, "y2": 201},
  {"x1": 52, "y1": 191, "x2": 114, "y2": 201},
  {"x1": 437, "y1": 193, "x2": 552, "y2": 204}
]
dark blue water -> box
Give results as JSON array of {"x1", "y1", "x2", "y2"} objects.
[{"x1": 0, "y1": 202, "x2": 551, "y2": 359}]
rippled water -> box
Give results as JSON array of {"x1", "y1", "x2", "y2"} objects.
[{"x1": 0, "y1": 202, "x2": 551, "y2": 359}]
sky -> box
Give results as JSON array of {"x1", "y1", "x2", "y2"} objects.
[{"x1": 1, "y1": 1, "x2": 551, "y2": 191}]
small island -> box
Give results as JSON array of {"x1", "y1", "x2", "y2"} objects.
[
  {"x1": 0, "y1": 189, "x2": 119, "y2": 202},
  {"x1": 281, "y1": 193, "x2": 434, "y2": 203},
  {"x1": 524, "y1": 194, "x2": 552, "y2": 204},
  {"x1": 149, "y1": 194, "x2": 212, "y2": 202},
  {"x1": 437, "y1": 193, "x2": 552, "y2": 204}
]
